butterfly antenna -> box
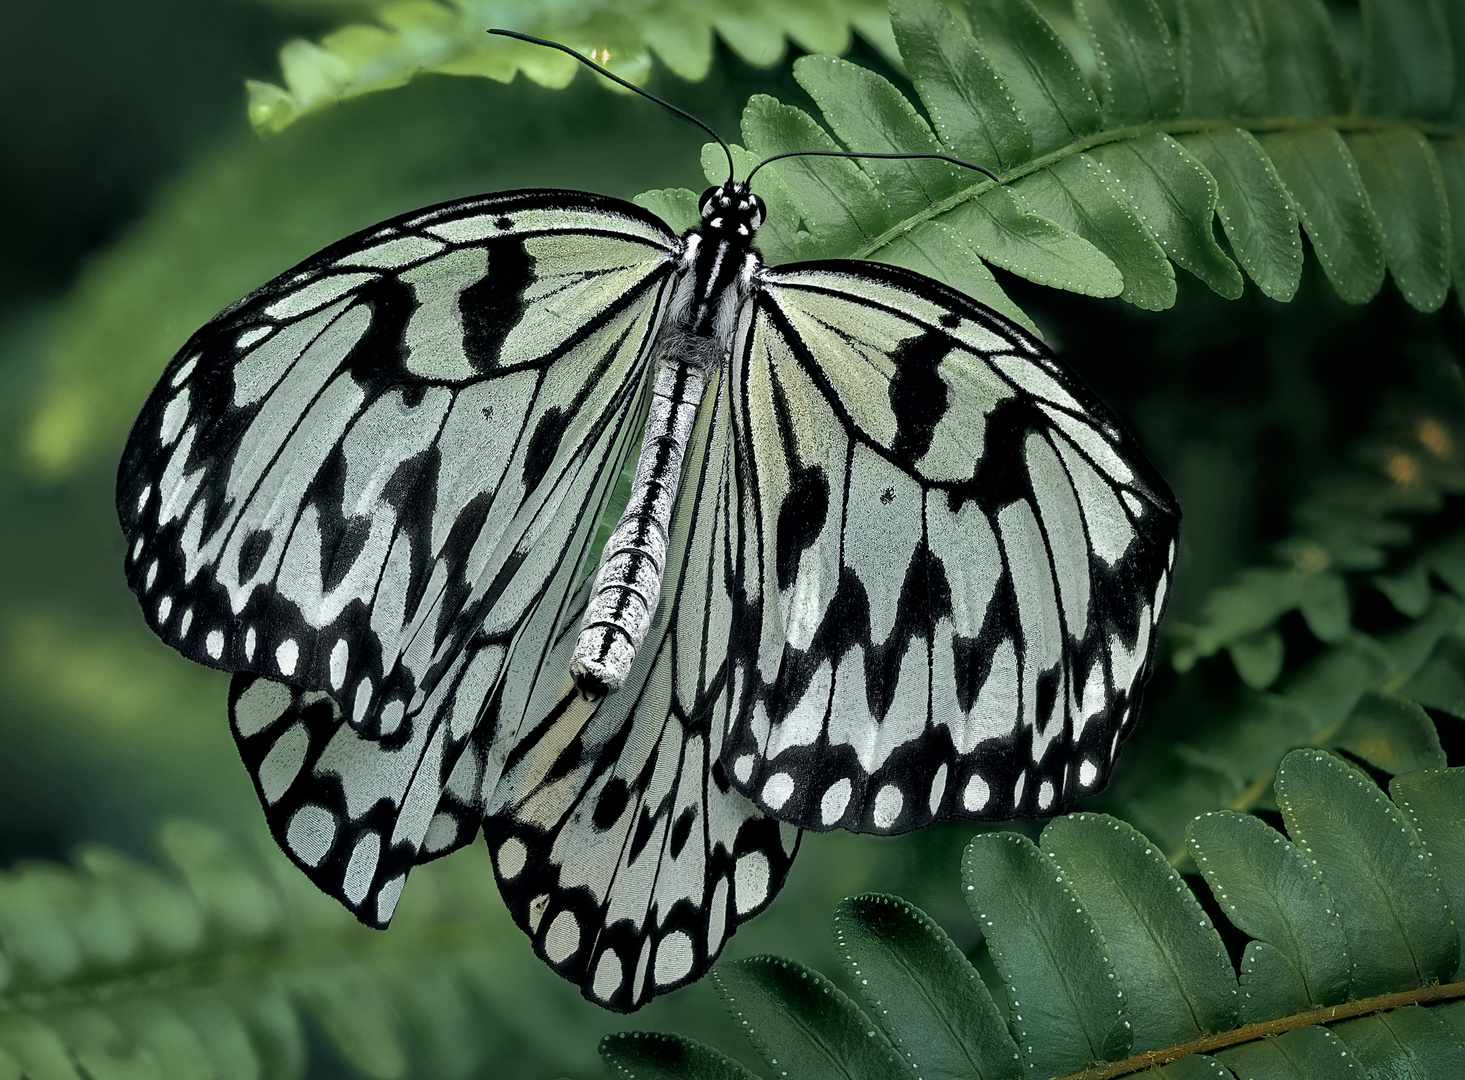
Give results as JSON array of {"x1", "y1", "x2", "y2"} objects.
[
  {"x1": 488, "y1": 29, "x2": 736, "y2": 182},
  {"x1": 747, "y1": 149, "x2": 999, "y2": 184}
]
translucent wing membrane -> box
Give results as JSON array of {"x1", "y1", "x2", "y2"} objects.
[
  {"x1": 722, "y1": 262, "x2": 1180, "y2": 833},
  {"x1": 118, "y1": 191, "x2": 678, "y2": 740},
  {"x1": 482, "y1": 362, "x2": 798, "y2": 1011}
]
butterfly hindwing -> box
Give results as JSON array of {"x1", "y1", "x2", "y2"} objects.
[
  {"x1": 483, "y1": 359, "x2": 799, "y2": 1012},
  {"x1": 722, "y1": 261, "x2": 1179, "y2": 833},
  {"x1": 118, "y1": 191, "x2": 678, "y2": 739}
]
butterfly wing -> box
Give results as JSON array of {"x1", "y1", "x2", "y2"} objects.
[
  {"x1": 481, "y1": 355, "x2": 798, "y2": 1012},
  {"x1": 723, "y1": 261, "x2": 1179, "y2": 832},
  {"x1": 118, "y1": 191, "x2": 678, "y2": 739}
]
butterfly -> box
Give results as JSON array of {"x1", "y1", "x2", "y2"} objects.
[{"x1": 116, "y1": 31, "x2": 1179, "y2": 1013}]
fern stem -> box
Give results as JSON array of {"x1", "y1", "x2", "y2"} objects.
[
  {"x1": 1054, "y1": 979, "x2": 1465, "y2": 1080},
  {"x1": 853, "y1": 116, "x2": 1465, "y2": 261}
]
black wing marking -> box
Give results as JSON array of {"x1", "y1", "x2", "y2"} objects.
[
  {"x1": 482, "y1": 358, "x2": 799, "y2": 1012},
  {"x1": 722, "y1": 261, "x2": 1180, "y2": 833},
  {"x1": 118, "y1": 191, "x2": 678, "y2": 739}
]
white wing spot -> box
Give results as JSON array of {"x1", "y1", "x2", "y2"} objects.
[
  {"x1": 929, "y1": 763, "x2": 948, "y2": 817},
  {"x1": 353, "y1": 677, "x2": 373, "y2": 724},
  {"x1": 276, "y1": 638, "x2": 299, "y2": 676},
  {"x1": 873, "y1": 785, "x2": 904, "y2": 829},
  {"x1": 1122, "y1": 490, "x2": 1145, "y2": 516},
  {"x1": 137, "y1": 485, "x2": 151, "y2": 514},
  {"x1": 422, "y1": 813, "x2": 457, "y2": 853},
  {"x1": 245, "y1": 626, "x2": 257, "y2": 661},
  {"x1": 235, "y1": 326, "x2": 271, "y2": 349},
  {"x1": 258, "y1": 722, "x2": 309, "y2": 804},
  {"x1": 544, "y1": 910, "x2": 581, "y2": 964},
  {"x1": 157, "y1": 596, "x2": 172, "y2": 623},
  {"x1": 733, "y1": 754, "x2": 754, "y2": 783},
  {"x1": 343, "y1": 832, "x2": 381, "y2": 905},
  {"x1": 378, "y1": 699, "x2": 404, "y2": 736},
  {"x1": 762, "y1": 773, "x2": 795, "y2": 810},
  {"x1": 1079, "y1": 760, "x2": 1100, "y2": 787},
  {"x1": 1013, "y1": 773, "x2": 1026, "y2": 806},
  {"x1": 376, "y1": 874, "x2": 405, "y2": 924},
  {"x1": 179, "y1": 608, "x2": 193, "y2": 637},
  {"x1": 593, "y1": 950, "x2": 623, "y2": 1001},
  {"x1": 285, "y1": 804, "x2": 336, "y2": 867},
  {"x1": 205, "y1": 630, "x2": 224, "y2": 660},
  {"x1": 963, "y1": 773, "x2": 990, "y2": 812},
  {"x1": 145, "y1": 560, "x2": 158, "y2": 589},
  {"x1": 821, "y1": 778, "x2": 852, "y2": 825},
  {"x1": 527, "y1": 894, "x2": 550, "y2": 933},
  {"x1": 131, "y1": 539, "x2": 143, "y2": 562},
  {"x1": 497, "y1": 837, "x2": 527, "y2": 880},
  {"x1": 329, "y1": 638, "x2": 348, "y2": 690},
  {"x1": 654, "y1": 931, "x2": 695, "y2": 985},
  {"x1": 1038, "y1": 780, "x2": 1055, "y2": 811},
  {"x1": 159, "y1": 389, "x2": 190, "y2": 446},
  {"x1": 734, "y1": 851, "x2": 770, "y2": 915},
  {"x1": 170, "y1": 356, "x2": 198, "y2": 386}
]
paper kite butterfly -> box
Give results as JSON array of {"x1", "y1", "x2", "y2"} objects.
[{"x1": 116, "y1": 32, "x2": 1178, "y2": 1013}]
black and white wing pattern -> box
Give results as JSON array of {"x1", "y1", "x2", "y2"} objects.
[
  {"x1": 481, "y1": 357, "x2": 797, "y2": 1012},
  {"x1": 721, "y1": 261, "x2": 1179, "y2": 833},
  {"x1": 118, "y1": 191, "x2": 677, "y2": 740}
]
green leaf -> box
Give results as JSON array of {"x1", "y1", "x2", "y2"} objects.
[
  {"x1": 1346, "y1": 130, "x2": 1452, "y2": 312},
  {"x1": 1331, "y1": 692, "x2": 1446, "y2": 774},
  {"x1": 1177, "y1": 0, "x2": 1265, "y2": 116},
  {"x1": 634, "y1": 188, "x2": 700, "y2": 235},
  {"x1": 1175, "y1": 114, "x2": 1277, "y2": 293},
  {"x1": 1298, "y1": 571, "x2": 1350, "y2": 642},
  {"x1": 713, "y1": 958, "x2": 912, "y2": 1080},
  {"x1": 1154, "y1": 1058, "x2": 1235, "y2": 1079},
  {"x1": 833, "y1": 895, "x2": 1020, "y2": 1080},
  {"x1": 1258, "y1": 127, "x2": 1387, "y2": 304},
  {"x1": 1227, "y1": 626, "x2": 1285, "y2": 689},
  {"x1": 1011, "y1": 154, "x2": 1176, "y2": 308},
  {"x1": 1359, "y1": 0, "x2": 1455, "y2": 119},
  {"x1": 962, "y1": 833, "x2": 1132, "y2": 1075},
  {"x1": 600, "y1": 1033, "x2": 764, "y2": 1080},
  {"x1": 872, "y1": 225, "x2": 1037, "y2": 332},
  {"x1": 1250, "y1": 0, "x2": 1353, "y2": 116},
  {"x1": 1332, "y1": 1007, "x2": 1465, "y2": 1077},
  {"x1": 0, "y1": 1019, "x2": 83, "y2": 1080},
  {"x1": 1390, "y1": 767, "x2": 1465, "y2": 979},
  {"x1": 1374, "y1": 563, "x2": 1434, "y2": 618},
  {"x1": 951, "y1": 186, "x2": 1124, "y2": 295},
  {"x1": 965, "y1": 0, "x2": 1103, "y2": 154},
  {"x1": 740, "y1": 95, "x2": 893, "y2": 256},
  {"x1": 245, "y1": 0, "x2": 893, "y2": 134},
  {"x1": 794, "y1": 56, "x2": 968, "y2": 213},
  {"x1": 1186, "y1": 810, "x2": 1351, "y2": 1016},
  {"x1": 1090, "y1": 133, "x2": 1245, "y2": 298},
  {"x1": 891, "y1": 0, "x2": 1034, "y2": 170},
  {"x1": 1216, "y1": 1025, "x2": 1356, "y2": 1080},
  {"x1": 1075, "y1": 0, "x2": 1182, "y2": 124},
  {"x1": 1041, "y1": 814, "x2": 1238, "y2": 1051},
  {"x1": 1396, "y1": 633, "x2": 1465, "y2": 718},
  {"x1": 1274, "y1": 749, "x2": 1459, "y2": 996},
  {"x1": 1437, "y1": 140, "x2": 1465, "y2": 311}
]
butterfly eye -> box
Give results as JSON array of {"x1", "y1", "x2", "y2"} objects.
[
  {"x1": 698, "y1": 188, "x2": 720, "y2": 219},
  {"x1": 748, "y1": 194, "x2": 767, "y2": 230}
]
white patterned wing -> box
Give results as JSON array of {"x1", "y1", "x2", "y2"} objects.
[
  {"x1": 481, "y1": 359, "x2": 799, "y2": 1012},
  {"x1": 722, "y1": 261, "x2": 1180, "y2": 833},
  {"x1": 118, "y1": 191, "x2": 677, "y2": 740}
]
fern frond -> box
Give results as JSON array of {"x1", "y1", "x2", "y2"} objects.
[
  {"x1": 1090, "y1": 367, "x2": 1465, "y2": 856},
  {"x1": 0, "y1": 822, "x2": 598, "y2": 1080},
  {"x1": 245, "y1": 0, "x2": 898, "y2": 136},
  {"x1": 637, "y1": 0, "x2": 1465, "y2": 325},
  {"x1": 604, "y1": 752, "x2": 1465, "y2": 1080}
]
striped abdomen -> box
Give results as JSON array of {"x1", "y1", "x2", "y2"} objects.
[{"x1": 571, "y1": 356, "x2": 706, "y2": 696}]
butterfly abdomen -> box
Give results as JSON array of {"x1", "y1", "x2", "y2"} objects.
[{"x1": 571, "y1": 356, "x2": 707, "y2": 696}]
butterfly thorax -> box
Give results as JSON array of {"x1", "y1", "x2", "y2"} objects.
[{"x1": 568, "y1": 183, "x2": 763, "y2": 697}]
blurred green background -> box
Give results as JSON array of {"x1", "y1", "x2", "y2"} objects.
[{"x1": 2, "y1": 1, "x2": 1462, "y2": 1077}]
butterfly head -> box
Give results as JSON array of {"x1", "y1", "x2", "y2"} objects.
[{"x1": 698, "y1": 182, "x2": 765, "y2": 241}]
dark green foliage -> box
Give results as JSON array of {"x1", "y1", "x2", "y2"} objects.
[{"x1": 606, "y1": 754, "x2": 1465, "y2": 1079}]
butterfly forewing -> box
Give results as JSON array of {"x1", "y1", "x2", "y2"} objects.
[
  {"x1": 118, "y1": 192, "x2": 678, "y2": 740},
  {"x1": 722, "y1": 261, "x2": 1179, "y2": 834},
  {"x1": 482, "y1": 359, "x2": 797, "y2": 1011}
]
